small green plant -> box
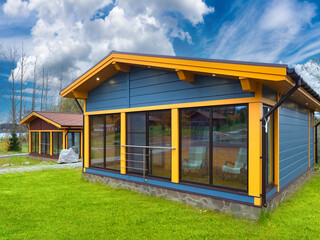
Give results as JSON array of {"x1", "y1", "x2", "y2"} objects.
[
  {"x1": 0, "y1": 135, "x2": 10, "y2": 152},
  {"x1": 8, "y1": 131, "x2": 22, "y2": 152}
]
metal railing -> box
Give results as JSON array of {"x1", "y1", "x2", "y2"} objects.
[{"x1": 121, "y1": 144, "x2": 175, "y2": 182}]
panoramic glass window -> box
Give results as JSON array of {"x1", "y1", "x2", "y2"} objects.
[
  {"x1": 52, "y1": 132, "x2": 63, "y2": 155},
  {"x1": 41, "y1": 132, "x2": 50, "y2": 155},
  {"x1": 105, "y1": 114, "x2": 121, "y2": 170},
  {"x1": 67, "y1": 132, "x2": 81, "y2": 154},
  {"x1": 263, "y1": 105, "x2": 274, "y2": 187},
  {"x1": 180, "y1": 107, "x2": 210, "y2": 184},
  {"x1": 31, "y1": 132, "x2": 39, "y2": 153},
  {"x1": 148, "y1": 110, "x2": 171, "y2": 178},
  {"x1": 90, "y1": 116, "x2": 105, "y2": 168},
  {"x1": 215, "y1": 105, "x2": 248, "y2": 190}
]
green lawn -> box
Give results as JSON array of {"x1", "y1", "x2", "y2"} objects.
[
  {"x1": 0, "y1": 167, "x2": 319, "y2": 239},
  {"x1": 0, "y1": 156, "x2": 57, "y2": 168}
]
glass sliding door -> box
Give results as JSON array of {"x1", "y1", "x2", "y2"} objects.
[
  {"x1": 127, "y1": 112, "x2": 147, "y2": 174},
  {"x1": 148, "y1": 110, "x2": 171, "y2": 178},
  {"x1": 52, "y1": 132, "x2": 63, "y2": 155},
  {"x1": 41, "y1": 132, "x2": 50, "y2": 155},
  {"x1": 105, "y1": 114, "x2": 121, "y2": 170},
  {"x1": 90, "y1": 116, "x2": 105, "y2": 168},
  {"x1": 31, "y1": 132, "x2": 39, "y2": 153},
  {"x1": 180, "y1": 107, "x2": 210, "y2": 184}
]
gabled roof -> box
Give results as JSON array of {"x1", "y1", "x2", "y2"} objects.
[
  {"x1": 60, "y1": 51, "x2": 320, "y2": 111},
  {"x1": 19, "y1": 111, "x2": 83, "y2": 128}
]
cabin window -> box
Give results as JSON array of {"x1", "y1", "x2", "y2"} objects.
[
  {"x1": 41, "y1": 132, "x2": 50, "y2": 155},
  {"x1": 31, "y1": 132, "x2": 39, "y2": 153},
  {"x1": 263, "y1": 105, "x2": 274, "y2": 188},
  {"x1": 90, "y1": 114, "x2": 121, "y2": 170},
  {"x1": 180, "y1": 104, "x2": 248, "y2": 191},
  {"x1": 126, "y1": 110, "x2": 172, "y2": 178},
  {"x1": 90, "y1": 116, "x2": 105, "y2": 168},
  {"x1": 52, "y1": 132, "x2": 63, "y2": 156},
  {"x1": 105, "y1": 114, "x2": 121, "y2": 170},
  {"x1": 67, "y1": 132, "x2": 81, "y2": 154}
]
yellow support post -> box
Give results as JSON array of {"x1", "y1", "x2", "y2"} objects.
[
  {"x1": 275, "y1": 93, "x2": 280, "y2": 192},
  {"x1": 50, "y1": 132, "x2": 53, "y2": 155},
  {"x1": 28, "y1": 130, "x2": 31, "y2": 153},
  {"x1": 120, "y1": 112, "x2": 126, "y2": 174},
  {"x1": 248, "y1": 102, "x2": 262, "y2": 205},
  {"x1": 62, "y1": 130, "x2": 67, "y2": 149},
  {"x1": 171, "y1": 108, "x2": 179, "y2": 183},
  {"x1": 38, "y1": 131, "x2": 41, "y2": 154},
  {"x1": 84, "y1": 115, "x2": 90, "y2": 168}
]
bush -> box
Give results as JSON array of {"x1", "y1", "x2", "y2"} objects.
[
  {"x1": 8, "y1": 131, "x2": 22, "y2": 152},
  {"x1": 0, "y1": 136, "x2": 10, "y2": 152}
]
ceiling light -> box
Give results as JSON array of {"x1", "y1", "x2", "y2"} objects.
[
  {"x1": 96, "y1": 77, "x2": 100, "y2": 81},
  {"x1": 306, "y1": 103, "x2": 309, "y2": 105}
]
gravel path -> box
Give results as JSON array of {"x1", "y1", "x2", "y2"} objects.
[
  {"x1": 0, "y1": 153, "x2": 29, "y2": 159},
  {"x1": 0, "y1": 162, "x2": 82, "y2": 175}
]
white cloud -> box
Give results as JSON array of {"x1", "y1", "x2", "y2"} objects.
[
  {"x1": 208, "y1": 0, "x2": 319, "y2": 64},
  {"x1": 2, "y1": 0, "x2": 213, "y2": 99}
]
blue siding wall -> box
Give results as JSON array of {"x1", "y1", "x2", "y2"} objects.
[
  {"x1": 86, "y1": 67, "x2": 254, "y2": 112},
  {"x1": 310, "y1": 112, "x2": 314, "y2": 166},
  {"x1": 279, "y1": 104, "x2": 309, "y2": 189}
]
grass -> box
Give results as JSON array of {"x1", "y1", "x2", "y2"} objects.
[
  {"x1": 0, "y1": 167, "x2": 319, "y2": 239},
  {"x1": 0, "y1": 156, "x2": 57, "y2": 168},
  {"x1": 0, "y1": 143, "x2": 28, "y2": 155}
]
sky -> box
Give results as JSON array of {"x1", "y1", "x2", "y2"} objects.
[{"x1": 0, "y1": 0, "x2": 320, "y2": 123}]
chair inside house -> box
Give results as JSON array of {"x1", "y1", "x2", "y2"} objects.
[
  {"x1": 222, "y1": 148, "x2": 247, "y2": 178},
  {"x1": 183, "y1": 146, "x2": 207, "y2": 172}
]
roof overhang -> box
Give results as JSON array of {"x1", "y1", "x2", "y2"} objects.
[
  {"x1": 60, "y1": 51, "x2": 320, "y2": 111},
  {"x1": 20, "y1": 112, "x2": 62, "y2": 128}
]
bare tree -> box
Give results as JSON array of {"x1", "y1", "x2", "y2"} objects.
[
  {"x1": 6, "y1": 46, "x2": 19, "y2": 133},
  {"x1": 45, "y1": 69, "x2": 49, "y2": 111},
  {"x1": 18, "y1": 44, "x2": 26, "y2": 139},
  {"x1": 31, "y1": 57, "x2": 38, "y2": 112},
  {"x1": 41, "y1": 66, "x2": 45, "y2": 111}
]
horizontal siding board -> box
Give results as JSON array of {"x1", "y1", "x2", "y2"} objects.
[
  {"x1": 87, "y1": 67, "x2": 254, "y2": 112},
  {"x1": 279, "y1": 104, "x2": 309, "y2": 190}
]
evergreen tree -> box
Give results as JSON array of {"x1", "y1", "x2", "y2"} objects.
[{"x1": 8, "y1": 131, "x2": 22, "y2": 151}]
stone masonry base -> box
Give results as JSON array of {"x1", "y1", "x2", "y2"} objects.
[
  {"x1": 83, "y1": 172, "x2": 261, "y2": 220},
  {"x1": 83, "y1": 165, "x2": 315, "y2": 221},
  {"x1": 266, "y1": 165, "x2": 315, "y2": 211}
]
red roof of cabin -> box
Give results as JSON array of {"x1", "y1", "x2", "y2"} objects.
[{"x1": 34, "y1": 112, "x2": 83, "y2": 127}]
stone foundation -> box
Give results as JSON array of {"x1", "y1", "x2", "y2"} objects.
[
  {"x1": 83, "y1": 172, "x2": 261, "y2": 220},
  {"x1": 266, "y1": 165, "x2": 315, "y2": 211}
]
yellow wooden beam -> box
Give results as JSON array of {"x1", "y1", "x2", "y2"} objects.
[
  {"x1": 28, "y1": 130, "x2": 31, "y2": 153},
  {"x1": 176, "y1": 70, "x2": 194, "y2": 83},
  {"x1": 84, "y1": 115, "x2": 90, "y2": 168},
  {"x1": 50, "y1": 132, "x2": 53, "y2": 156},
  {"x1": 240, "y1": 78, "x2": 256, "y2": 92},
  {"x1": 112, "y1": 62, "x2": 130, "y2": 72},
  {"x1": 72, "y1": 91, "x2": 88, "y2": 99},
  {"x1": 248, "y1": 102, "x2": 262, "y2": 204},
  {"x1": 39, "y1": 131, "x2": 41, "y2": 155},
  {"x1": 274, "y1": 93, "x2": 280, "y2": 192},
  {"x1": 120, "y1": 112, "x2": 126, "y2": 174},
  {"x1": 171, "y1": 108, "x2": 179, "y2": 183}
]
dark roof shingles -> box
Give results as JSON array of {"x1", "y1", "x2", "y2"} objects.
[{"x1": 35, "y1": 112, "x2": 83, "y2": 127}]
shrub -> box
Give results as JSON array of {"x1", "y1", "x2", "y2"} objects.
[{"x1": 0, "y1": 135, "x2": 10, "y2": 152}]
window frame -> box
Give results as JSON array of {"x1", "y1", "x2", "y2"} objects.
[{"x1": 179, "y1": 103, "x2": 249, "y2": 193}]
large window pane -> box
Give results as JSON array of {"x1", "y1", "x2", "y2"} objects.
[
  {"x1": 74, "y1": 132, "x2": 81, "y2": 154},
  {"x1": 52, "y1": 132, "x2": 63, "y2": 155},
  {"x1": 214, "y1": 105, "x2": 248, "y2": 190},
  {"x1": 90, "y1": 116, "x2": 104, "y2": 168},
  {"x1": 181, "y1": 108, "x2": 210, "y2": 184},
  {"x1": 41, "y1": 132, "x2": 50, "y2": 155},
  {"x1": 105, "y1": 114, "x2": 121, "y2": 170},
  {"x1": 263, "y1": 105, "x2": 274, "y2": 187},
  {"x1": 149, "y1": 110, "x2": 171, "y2": 178},
  {"x1": 31, "y1": 132, "x2": 39, "y2": 153}
]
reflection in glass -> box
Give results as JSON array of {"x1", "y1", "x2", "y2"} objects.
[
  {"x1": 90, "y1": 116, "x2": 104, "y2": 168},
  {"x1": 31, "y1": 132, "x2": 39, "y2": 153},
  {"x1": 215, "y1": 106, "x2": 248, "y2": 190},
  {"x1": 263, "y1": 106, "x2": 274, "y2": 186},
  {"x1": 105, "y1": 114, "x2": 121, "y2": 170},
  {"x1": 52, "y1": 132, "x2": 63, "y2": 155},
  {"x1": 41, "y1": 132, "x2": 50, "y2": 155},
  {"x1": 149, "y1": 110, "x2": 171, "y2": 178},
  {"x1": 181, "y1": 108, "x2": 210, "y2": 184}
]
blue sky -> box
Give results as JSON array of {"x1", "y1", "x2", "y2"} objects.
[{"x1": 0, "y1": 0, "x2": 320, "y2": 123}]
